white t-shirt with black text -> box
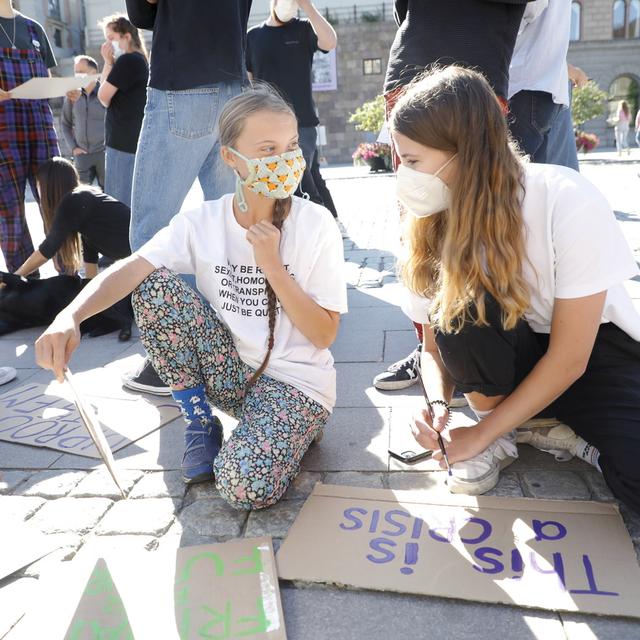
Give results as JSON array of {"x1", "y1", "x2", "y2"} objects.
[
  {"x1": 403, "y1": 163, "x2": 640, "y2": 341},
  {"x1": 137, "y1": 194, "x2": 348, "y2": 411}
]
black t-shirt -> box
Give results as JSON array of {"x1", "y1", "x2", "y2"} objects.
[
  {"x1": 384, "y1": 0, "x2": 529, "y2": 98},
  {"x1": 125, "y1": 0, "x2": 252, "y2": 91},
  {"x1": 39, "y1": 189, "x2": 131, "y2": 264},
  {"x1": 246, "y1": 19, "x2": 323, "y2": 127},
  {"x1": 0, "y1": 12, "x2": 56, "y2": 67},
  {"x1": 105, "y1": 51, "x2": 149, "y2": 154}
]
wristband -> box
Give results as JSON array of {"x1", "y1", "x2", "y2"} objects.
[{"x1": 430, "y1": 399, "x2": 451, "y2": 426}]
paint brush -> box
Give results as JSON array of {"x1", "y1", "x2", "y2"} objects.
[{"x1": 416, "y1": 375, "x2": 452, "y2": 476}]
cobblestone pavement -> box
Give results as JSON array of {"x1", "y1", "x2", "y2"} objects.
[{"x1": 1, "y1": 160, "x2": 640, "y2": 639}]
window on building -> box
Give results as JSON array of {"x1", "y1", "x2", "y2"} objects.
[
  {"x1": 48, "y1": 0, "x2": 61, "y2": 20},
  {"x1": 629, "y1": 0, "x2": 640, "y2": 37},
  {"x1": 608, "y1": 75, "x2": 639, "y2": 124},
  {"x1": 613, "y1": 0, "x2": 626, "y2": 38},
  {"x1": 53, "y1": 28, "x2": 62, "y2": 48},
  {"x1": 363, "y1": 58, "x2": 382, "y2": 75},
  {"x1": 570, "y1": 2, "x2": 581, "y2": 41}
]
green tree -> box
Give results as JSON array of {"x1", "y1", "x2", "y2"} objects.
[
  {"x1": 572, "y1": 81, "x2": 608, "y2": 128},
  {"x1": 349, "y1": 95, "x2": 386, "y2": 133}
]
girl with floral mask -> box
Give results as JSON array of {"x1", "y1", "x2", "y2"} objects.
[
  {"x1": 34, "y1": 86, "x2": 347, "y2": 511},
  {"x1": 394, "y1": 66, "x2": 640, "y2": 516}
]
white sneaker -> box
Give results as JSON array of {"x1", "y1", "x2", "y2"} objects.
[
  {"x1": 0, "y1": 367, "x2": 16, "y2": 386},
  {"x1": 448, "y1": 431, "x2": 518, "y2": 495},
  {"x1": 516, "y1": 422, "x2": 579, "y2": 462}
]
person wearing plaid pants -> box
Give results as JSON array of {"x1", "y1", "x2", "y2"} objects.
[{"x1": 0, "y1": 8, "x2": 59, "y2": 272}]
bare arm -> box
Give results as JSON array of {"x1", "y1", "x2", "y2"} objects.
[
  {"x1": 297, "y1": 0, "x2": 337, "y2": 51},
  {"x1": 14, "y1": 250, "x2": 48, "y2": 278},
  {"x1": 35, "y1": 255, "x2": 155, "y2": 381},
  {"x1": 415, "y1": 292, "x2": 607, "y2": 464},
  {"x1": 84, "y1": 262, "x2": 98, "y2": 279},
  {"x1": 98, "y1": 41, "x2": 116, "y2": 107}
]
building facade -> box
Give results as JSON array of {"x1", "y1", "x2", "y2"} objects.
[{"x1": 568, "y1": 0, "x2": 640, "y2": 146}]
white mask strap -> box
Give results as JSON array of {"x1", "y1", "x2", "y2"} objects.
[{"x1": 434, "y1": 153, "x2": 458, "y2": 177}]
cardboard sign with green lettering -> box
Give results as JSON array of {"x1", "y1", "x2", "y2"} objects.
[
  {"x1": 277, "y1": 484, "x2": 640, "y2": 618},
  {"x1": 14, "y1": 537, "x2": 286, "y2": 639}
]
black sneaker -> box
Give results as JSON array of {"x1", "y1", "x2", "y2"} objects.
[
  {"x1": 122, "y1": 358, "x2": 171, "y2": 396},
  {"x1": 373, "y1": 345, "x2": 421, "y2": 390}
]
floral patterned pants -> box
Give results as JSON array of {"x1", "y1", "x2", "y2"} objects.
[{"x1": 132, "y1": 269, "x2": 329, "y2": 510}]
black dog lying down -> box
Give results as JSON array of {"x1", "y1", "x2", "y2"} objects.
[{"x1": 0, "y1": 272, "x2": 132, "y2": 341}]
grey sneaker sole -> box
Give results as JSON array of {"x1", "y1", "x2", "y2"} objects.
[
  {"x1": 122, "y1": 377, "x2": 172, "y2": 396},
  {"x1": 448, "y1": 456, "x2": 516, "y2": 495},
  {"x1": 373, "y1": 376, "x2": 420, "y2": 391}
]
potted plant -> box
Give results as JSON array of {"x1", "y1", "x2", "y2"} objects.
[
  {"x1": 575, "y1": 131, "x2": 600, "y2": 153},
  {"x1": 352, "y1": 142, "x2": 392, "y2": 172}
]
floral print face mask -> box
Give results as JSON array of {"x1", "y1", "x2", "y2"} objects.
[{"x1": 229, "y1": 147, "x2": 306, "y2": 212}]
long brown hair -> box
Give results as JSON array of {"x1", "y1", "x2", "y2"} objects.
[
  {"x1": 620, "y1": 100, "x2": 630, "y2": 117},
  {"x1": 394, "y1": 66, "x2": 529, "y2": 333},
  {"x1": 36, "y1": 157, "x2": 83, "y2": 274},
  {"x1": 100, "y1": 14, "x2": 148, "y2": 60},
  {"x1": 218, "y1": 86, "x2": 296, "y2": 389}
]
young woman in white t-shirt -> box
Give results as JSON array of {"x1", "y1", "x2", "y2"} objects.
[
  {"x1": 34, "y1": 87, "x2": 347, "y2": 509},
  {"x1": 393, "y1": 66, "x2": 640, "y2": 515}
]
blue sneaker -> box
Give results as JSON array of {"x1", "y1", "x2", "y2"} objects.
[{"x1": 182, "y1": 417, "x2": 223, "y2": 484}]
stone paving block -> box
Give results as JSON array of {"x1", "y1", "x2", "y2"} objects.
[
  {"x1": 331, "y1": 328, "x2": 383, "y2": 363},
  {"x1": 0, "y1": 441, "x2": 63, "y2": 470},
  {"x1": 561, "y1": 614, "x2": 640, "y2": 640},
  {"x1": 19, "y1": 470, "x2": 87, "y2": 498},
  {"x1": 335, "y1": 363, "x2": 422, "y2": 408},
  {"x1": 0, "y1": 577, "x2": 39, "y2": 639},
  {"x1": 484, "y1": 472, "x2": 525, "y2": 498},
  {"x1": 172, "y1": 498, "x2": 247, "y2": 543},
  {"x1": 521, "y1": 470, "x2": 591, "y2": 500},
  {"x1": 244, "y1": 500, "x2": 304, "y2": 539},
  {"x1": 74, "y1": 534, "x2": 157, "y2": 563},
  {"x1": 95, "y1": 497, "x2": 178, "y2": 536},
  {"x1": 128, "y1": 470, "x2": 187, "y2": 499},
  {"x1": 280, "y1": 587, "x2": 566, "y2": 640},
  {"x1": 184, "y1": 480, "x2": 220, "y2": 504},
  {"x1": 383, "y1": 330, "x2": 421, "y2": 365},
  {"x1": 282, "y1": 472, "x2": 322, "y2": 500},
  {"x1": 0, "y1": 340, "x2": 36, "y2": 369},
  {"x1": 69, "y1": 467, "x2": 144, "y2": 499},
  {"x1": 0, "y1": 368, "x2": 39, "y2": 397},
  {"x1": 347, "y1": 286, "x2": 402, "y2": 309},
  {"x1": 387, "y1": 471, "x2": 449, "y2": 493},
  {"x1": 19, "y1": 533, "x2": 82, "y2": 578},
  {"x1": 511, "y1": 444, "x2": 590, "y2": 472},
  {"x1": 0, "y1": 471, "x2": 32, "y2": 495},
  {"x1": 1, "y1": 496, "x2": 46, "y2": 525},
  {"x1": 68, "y1": 336, "x2": 132, "y2": 370},
  {"x1": 302, "y1": 408, "x2": 389, "y2": 472},
  {"x1": 323, "y1": 472, "x2": 384, "y2": 489},
  {"x1": 27, "y1": 497, "x2": 113, "y2": 534},
  {"x1": 580, "y1": 470, "x2": 617, "y2": 502}
]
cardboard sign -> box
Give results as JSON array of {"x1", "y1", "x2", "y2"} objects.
[
  {"x1": 10, "y1": 75, "x2": 93, "y2": 99},
  {"x1": 277, "y1": 484, "x2": 640, "y2": 618},
  {"x1": 0, "y1": 369, "x2": 180, "y2": 458},
  {"x1": 15, "y1": 537, "x2": 287, "y2": 639}
]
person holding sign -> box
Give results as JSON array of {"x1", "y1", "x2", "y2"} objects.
[
  {"x1": 392, "y1": 66, "x2": 640, "y2": 515},
  {"x1": 35, "y1": 86, "x2": 347, "y2": 510},
  {"x1": 0, "y1": 0, "x2": 59, "y2": 273}
]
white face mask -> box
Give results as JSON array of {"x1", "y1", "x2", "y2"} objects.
[
  {"x1": 396, "y1": 154, "x2": 457, "y2": 218},
  {"x1": 274, "y1": 0, "x2": 298, "y2": 22},
  {"x1": 112, "y1": 39, "x2": 125, "y2": 59}
]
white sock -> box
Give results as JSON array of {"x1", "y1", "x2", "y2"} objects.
[
  {"x1": 472, "y1": 407, "x2": 493, "y2": 421},
  {"x1": 573, "y1": 436, "x2": 602, "y2": 472}
]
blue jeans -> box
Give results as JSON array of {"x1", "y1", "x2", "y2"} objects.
[
  {"x1": 130, "y1": 83, "x2": 242, "y2": 251},
  {"x1": 545, "y1": 85, "x2": 579, "y2": 172},
  {"x1": 508, "y1": 90, "x2": 562, "y2": 163},
  {"x1": 105, "y1": 146, "x2": 136, "y2": 208}
]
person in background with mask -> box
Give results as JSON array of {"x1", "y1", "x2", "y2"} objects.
[
  {"x1": 98, "y1": 14, "x2": 149, "y2": 208},
  {"x1": 0, "y1": 0, "x2": 59, "y2": 274},
  {"x1": 246, "y1": 0, "x2": 337, "y2": 211},
  {"x1": 35, "y1": 86, "x2": 347, "y2": 506},
  {"x1": 61, "y1": 55, "x2": 106, "y2": 188}
]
